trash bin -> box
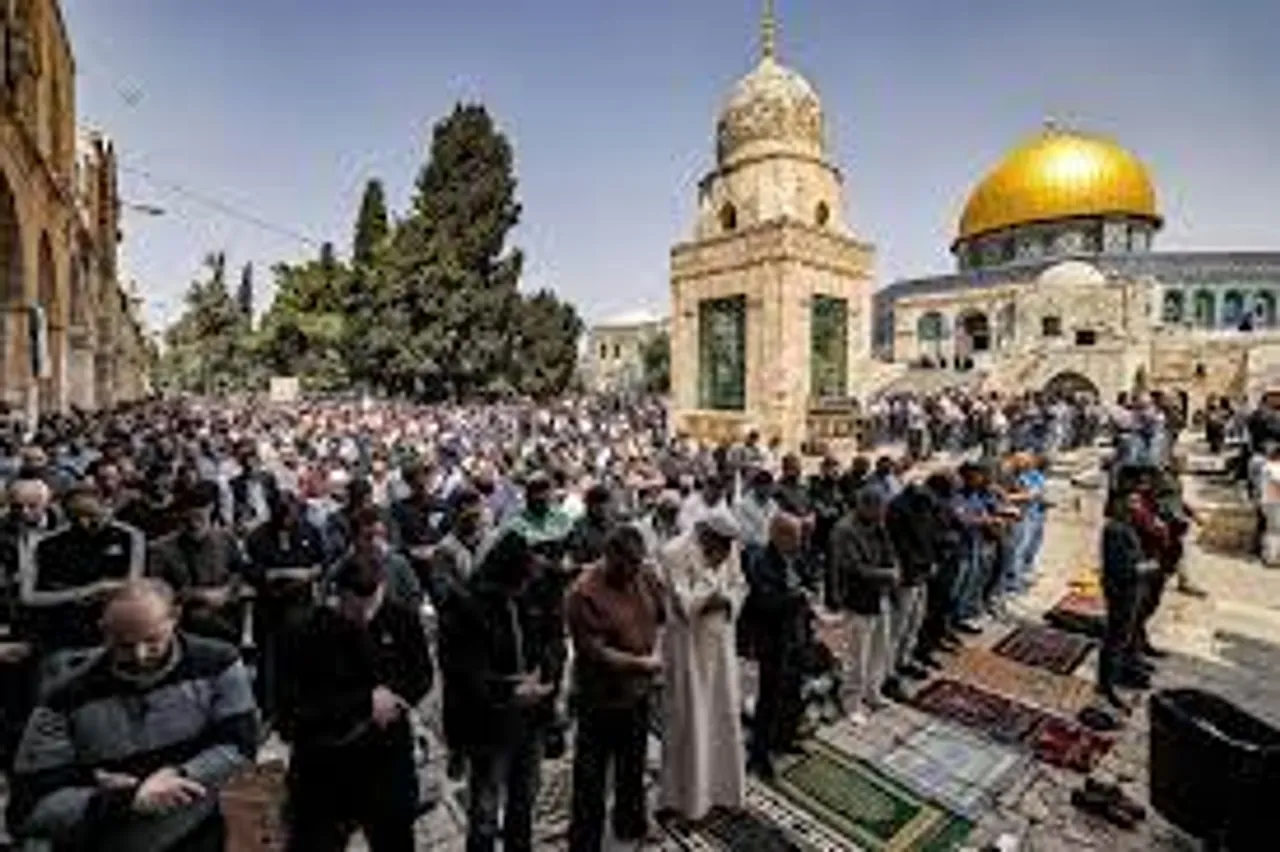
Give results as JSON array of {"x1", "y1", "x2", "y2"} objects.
[{"x1": 1149, "y1": 688, "x2": 1280, "y2": 851}]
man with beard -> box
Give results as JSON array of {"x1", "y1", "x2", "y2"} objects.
[
  {"x1": 429, "y1": 488, "x2": 490, "y2": 779},
  {"x1": 742, "y1": 513, "x2": 810, "y2": 779},
  {"x1": 443, "y1": 530, "x2": 559, "y2": 852},
  {"x1": 116, "y1": 464, "x2": 183, "y2": 542},
  {"x1": 245, "y1": 489, "x2": 328, "y2": 724},
  {"x1": 279, "y1": 555, "x2": 432, "y2": 852},
  {"x1": 20, "y1": 485, "x2": 146, "y2": 687},
  {"x1": 148, "y1": 482, "x2": 251, "y2": 646},
  {"x1": 7, "y1": 580, "x2": 257, "y2": 851}
]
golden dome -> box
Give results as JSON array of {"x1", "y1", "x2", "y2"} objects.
[{"x1": 957, "y1": 126, "x2": 1160, "y2": 243}]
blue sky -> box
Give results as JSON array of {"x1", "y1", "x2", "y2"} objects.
[{"x1": 63, "y1": 0, "x2": 1280, "y2": 329}]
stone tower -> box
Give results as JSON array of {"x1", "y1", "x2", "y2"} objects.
[{"x1": 669, "y1": 1, "x2": 874, "y2": 449}]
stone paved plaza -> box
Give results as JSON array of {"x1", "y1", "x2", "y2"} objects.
[{"x1": 403, "y1": 447, "x2": 1280, "y2": 851}]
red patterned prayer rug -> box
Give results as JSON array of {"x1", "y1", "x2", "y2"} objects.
[
  {"x1": 912, "y1": 679, "x2": 1114, "y2": 772},
  {"x1": 992, "y1": 624, "x2": 1096, "y2": 676},
  {"x1": 1043, "y1": 591, "x2": 1107, "y2": 639}
]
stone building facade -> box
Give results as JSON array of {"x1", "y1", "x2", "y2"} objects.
[
  {"x1": 875, "y1": 122, "x2": 1280, "y2": 412},
  {"x1": 669, "y1": 10, "x2": 874, "y2": 448},
  {"x1": 581, "y1": 309, "x2": 668, "y2": 395},
  {"x1": 0, "y1": 0, "x2": 150, "y2": 416}
]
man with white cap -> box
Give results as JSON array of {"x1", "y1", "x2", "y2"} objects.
[{"x1": 656, "y1": 505, "x2": 747, "y2": 823}]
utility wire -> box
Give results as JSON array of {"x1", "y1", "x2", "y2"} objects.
[{"x1": 117, "y1": 160, "x2": 324, "y2": 248}]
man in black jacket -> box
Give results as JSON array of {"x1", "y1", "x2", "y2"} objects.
[
  {"x1": 743, "y1": 513, "x2": 810, "y2": 779},
  {"x1": 278, "y1": 556, "x2": 433, "y2": 852},
  {"x1": 881, "y1": 480, "x2": 942, "y2": 702},
  {"x1": 441, "y1": 529, "x2": 563, "y2": 852}
]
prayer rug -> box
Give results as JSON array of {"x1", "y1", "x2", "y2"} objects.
[
  {"x1": 1043, "y1": 591, "x2": 1107, "y2": 639},
  {"x1": 992, "y1": 624, "x2": 1095, "y2": 676},
  {"x1": 946, "y1": 647, "x2": 1096, "y2": 717},
  {"x1": 912, "y1": 679, "x2": 1114, "y2": 773},
  {"x1": 911, "y1": 679, "x2": 1045, "y2": 747},
  {"x1": 771, "y1": 740, "x2": 972, "y2": 851},
  {"x1": 875, "y1": 721, "x2": 1028, "y2": 818},
  {"x1": 1029, "y1": 716, "x2": 1114, "y2": 773},
  {"x1": 666, "y1": 806, "x2": 807, "y2": 851}
]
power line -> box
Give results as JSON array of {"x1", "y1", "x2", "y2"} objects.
[{"x1": 116, "y1": 160, "x2": 324, "y2": 248}]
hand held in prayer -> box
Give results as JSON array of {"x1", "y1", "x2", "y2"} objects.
[
  {"x1": 132, "y1": 768, "x2": 207, "y2": 814},
  {"x1": 637, "y1": 651, "x2": 663, "y2": 676},
  {"x1": 371, "y1": 685, "x2": 406, "y2": 727},
  {"x1": 191, "y1": 586, "x2": 232, "y2": 610},
  {"x1": 95, "y1": 770, "x2": 139, "y2": 791},
  {"x1": 513, "y1": 675, "x2": 553, "y2": 706}
]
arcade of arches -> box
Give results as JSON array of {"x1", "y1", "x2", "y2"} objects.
[{"x1": 0, "y1": 0, "x2": 151, "y2": 416}]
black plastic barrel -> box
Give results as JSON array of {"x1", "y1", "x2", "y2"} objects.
[{"x1": 1149, "y1": 688, "x2": 1280, "y2": 851}]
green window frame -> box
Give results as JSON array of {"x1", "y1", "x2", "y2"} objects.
[
  {"x1": 811, "y1": 295, "x2": 848, "y2": 400},
  {"x1": 698, "y1": 296, "x2": 747, "y2": 411}
]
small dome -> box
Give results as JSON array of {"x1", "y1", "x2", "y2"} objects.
[
  {"x1": 958, "y1": 125, "x2": 1160, "y2": 243},
  {"x1": 716, "y1": 57, "x2": 825, "y2": 166},
  {"x1": 1037, "y1": 260, "x2": 1107, "y2": 288}
]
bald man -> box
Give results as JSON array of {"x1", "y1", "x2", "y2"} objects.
[{"x1": 7, "y1": 579, "x2": 258, "y2": 852}]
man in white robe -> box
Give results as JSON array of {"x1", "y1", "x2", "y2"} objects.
[{"x1": 656, "y1": 507, "x2": 747, "y2": 822}]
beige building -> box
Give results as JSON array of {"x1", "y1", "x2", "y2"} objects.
[
  {"x1": 581, "y1": 309, "x2": 668, "y2": 394},
  {"x1": 669, "y1": 6, "x2": 874, "y2": 448},
  {"x1": 876, "y1": 123, "x2": 1280, "y2": 414},
  {"x1": 0, "y1": 0, "x2": 150, "y2": 416}
]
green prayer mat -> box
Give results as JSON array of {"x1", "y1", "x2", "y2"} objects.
[{"x1": 772, "y1": 740, "x2": 972, "y2": 851}]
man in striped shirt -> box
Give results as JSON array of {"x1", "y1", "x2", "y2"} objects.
[{"x1": 6, "y1": 579, "x2": 258, "y2": 851}]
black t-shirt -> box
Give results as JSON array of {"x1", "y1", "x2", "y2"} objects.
[{"x1": 27, "y1": 523, "x2": 139, "y2": 651}]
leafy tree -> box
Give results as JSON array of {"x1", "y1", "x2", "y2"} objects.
[
  {"x1": 236, "y1": 262, "x2": 254, "y2": 322},
  {"x1": 641, "y1": 330, "x2": 671, "y2": 394},
  {"x1": 158, "y1": 252, "x2": 254, "y2": 393},
  {"x1": 512, "y1": 290, "x2": 583, "y2": 398},
  {"x1": 254, "y1": 248, "x2": 350, "y2": 389},
  {"x1": 352, "y1": 179, "x2": 389, "y2": 268},
  {"x1": 384, "y1": 102, "x2": 524, "y2": 399}
]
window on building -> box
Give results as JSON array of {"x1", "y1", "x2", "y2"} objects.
[
  {"x1": 612, "y1": 344, "x2": 621, "y2": 360},
  {"x1": 719, "y1": 202, "x2": 738, "y2": 232},
  {"x1": 598, "y1": 342, "x2": 608, "y2": 360},
  {"x1": 1075, "y1": 329, "x2": 1097, "y2": 347},
  {"x1": 1193, "y1": 289, "x2": 1216, "y2": 328},
  {"x1": 1041, "y1": 316, "x2": 1062, "y2": 337},
  {"x1": 698, "y1": 295, "x2": 747, "y2": 411},
  {"x1": 811, "y1": 296, "x2": 848, "y2": 400},
  {"x1": 815, "y1": 201, "x2": 831, "y2": 227},
  {"x1": 1162, "y1": 291, "x2": 1186, "y2": 324}
]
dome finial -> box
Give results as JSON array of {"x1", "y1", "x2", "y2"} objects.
[{"x1": 761, "y1": 0, "x2": 778, "y2": 61}]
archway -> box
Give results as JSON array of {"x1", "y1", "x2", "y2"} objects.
[
  {"x1": 1222, "y1": 290, "x2": 1245, "y2": 328},
  {"x1": 1255, "y1": 291, "x2": 1277, "y2": 328},
  {"x1": 1043, "y1": 370, "x2": 1100, "y2": 401},
  {"x1": 1192, "y1": 289, "x2": 1216, "y2": 328},
  {"x1": 956, "y1": 309, "x2": 991, "y2": 356},
  {"x1": 0, "y1": 167, "x2": 24, "y2": 407},
  {"x1": 916, "y1": 311, "x2": 946, "y2": 366},
  {"x1": 1162, "y1": 290, "x2": 1185, "y2": 324}
]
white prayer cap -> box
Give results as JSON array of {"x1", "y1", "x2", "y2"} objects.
[{"x1": 697, "y1": 505, "x2": 741, "y2": 541}]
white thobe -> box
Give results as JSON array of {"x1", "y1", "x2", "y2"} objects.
[{"x1": 657, "y1": 532, "x2": 747, "y2": 820}]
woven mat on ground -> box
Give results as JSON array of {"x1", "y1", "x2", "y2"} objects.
[
  {"x1": 992, "y1": 624, "x2": 1096, "y2": 676},
  {"x1": 912, "y1": 679, "x2": 1113, "y2": 773},
  {"x1": 874, "y1": 721, "x2": 1028, "y2": 818},
  {"x1": 769, "y1": 739, "x2": 972, "y2": 851},
  {"x1": 1043, "y1": 591, "x2": 1107, "y2": 639},
  {"x1": 946, "y1": 647, "x2": 1096, "y2": 717}
]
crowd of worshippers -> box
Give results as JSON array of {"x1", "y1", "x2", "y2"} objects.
[{"x1": 0, "y1": 397, "x2": 1083, "y2": 852}]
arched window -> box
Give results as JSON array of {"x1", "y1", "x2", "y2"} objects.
[
  {"x1": 1162, "y1": 290, "x2": 1185, "y2": 324},
  {"x1": 814, "y1": 201, "x2": 830, "y2": 227},
  {"x1": 719, "y1": 202, "x2": 737, "y2": 232},
  {"x1": 1222, "y1": 290, "x2": 1245, "y2": 327},
  {"x1": 1192, "y1": 289, "x2": 1216, "y2": 329},
  {"x1": 917, "y1": 311, "x2": 945, "y2": 364},
  {"x1": 1255, "y1": 291, "x2": 1278, "y2": 328}
]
